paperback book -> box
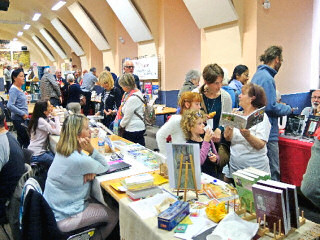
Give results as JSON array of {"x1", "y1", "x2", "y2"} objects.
[
  {"x1": 220, "y1": 107, "x2": 265, "y2": 129},
  {"x1": 252, "y1": 184, "x2": 288, "y2": 235}
]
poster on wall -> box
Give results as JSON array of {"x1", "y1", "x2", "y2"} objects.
[
  {"x1": 13, "y1": 51, "x2": 30, "y2": 69},
  {"x1": 0, "y1": 51, "x2": 11, "y2": 66},
  {"x1": 132, "y1": 56, "x2": 158, "y2": 80}
]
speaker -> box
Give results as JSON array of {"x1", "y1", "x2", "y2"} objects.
[
  {"x1": 0, "y1": 0, "x2": 9, "y2": 11},
  {"x1": 21, "y1": 46, "x2": 28, "y2": 51}
]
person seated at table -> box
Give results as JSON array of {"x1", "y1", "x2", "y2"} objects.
[
  {"x1": 27, "y1": 100, "x2": 61, "y2": 165},
  {"x1": 301, "y1": 89, "x2": 320, "y2": 118},
  {"x1": 224, "y1": 83, "x2": 271, "y2": 175},
  {"x1": 114, "y1": 73, "x2": 146, "y2": 145},
  {"x1": 43, "y1": 114, "x2": 118, "y2": 239},
  {"x1": 156, "y1": 91, "x2": 202, "y2": 156},
  {"x1": 178, "y1": 69, "x2": 201, "y2": 99},
  {"x1": 96, "y1": 71, "x2": 122, "y2": 129},
  {"x1": 181, "y1": 109, "x2": 221, "y2": 178},
  {"x1": 301, "y1": 127, "x2": 320, "y2": 209}
]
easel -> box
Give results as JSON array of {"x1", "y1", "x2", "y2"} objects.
[{"x1": 176, "y1": 153, "x2": 198, "y2": 201}]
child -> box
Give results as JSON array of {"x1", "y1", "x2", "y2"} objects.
[{"x1": 181, "y1": 109, "x2": 221, "y2": 178}]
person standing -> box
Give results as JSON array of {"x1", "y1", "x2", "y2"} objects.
[
  {"x1": 55, "y1": 69, "x2": 68, "y2": 107},
  {"x1": 251, "y1": 46, "x2": 292, "y2": 181},
  {"x1": 4, "y1": 65, "x2": 12, "y2": 94},
  {"x1": 115, "y1": 60, "x2": 141, "y2": 96},
  {"x1": 40, "y1": 68, "x2": 62, "y2": 107},
  {"x1": 7, "y1": 69, "x2": 30, "y2": 148},
  {"x1": 80, "y1": 67, "x2": 98, "y2": 115},
  {"x1": 178, "y1": 70, "x2": 201, "y2": 99}
]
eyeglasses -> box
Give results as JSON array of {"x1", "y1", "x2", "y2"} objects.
[
  {"x1": 311, "y1": 96, "x2": 320, "y2": 100},
  {"x1": 125, "y1": 66, "x2": 134, "y2": 69}
]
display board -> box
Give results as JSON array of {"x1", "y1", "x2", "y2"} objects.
[{"x1": 132, "y1": 56, "x2": 158, "y2": 80}]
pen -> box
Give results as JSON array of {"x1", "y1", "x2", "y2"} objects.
[{"x1": 161, "y1": 187, "x2": 179, "y2": 199}]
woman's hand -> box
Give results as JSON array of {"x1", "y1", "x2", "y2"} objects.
[
  {"x1": 78, "y1": 137, "x2": 94, "y2": 155},
  {"x1": 204, "y1": 128, "x2": 214, "y2": 142},
  {"x1": 212, "y1": 128, "x2": 221, "y2": 143},
  {"x1": 208, "y1": 153, "x2": 217, "y2": 163},
  {"x1": 104, "y1": 109, "x2": 113, "y2": 116},
  {"x1": 83, "y1": 173, "x2": 96, "y2": 184},
  {"x1": 240, "y1": 129, "x2": 251, "y2": 138},
  {"x1": 224, "y1": 126, "x2": 233, "y2": 141}
]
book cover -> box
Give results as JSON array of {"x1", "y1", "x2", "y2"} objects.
[
  {"x1": 220, "y1": 107, "x2": 265, "y2": 129},
  {"x1": 265, "y1": 180, "x2": 300, "y2": 228},
  {"x1": 303, "y1": 115, "x2": 320, "y2": 139},
  {"x1": 285, "y1": 114, "x2": 305, "y2": 137},
  {"x1": 256, "y1": 180, "x2": 291, "y2": 231},
  {"x1": 232, "y1": 172, "x2": 256, "y2": 212},
  {"x1": 152, "y1": 82, "x2": 159, "y2": 96},
  {"x1": 144, "y1": 82, "x2": 152, "y2": 94},
  {"x1": 252, "y1": 184, "x2": 288, "y2": 235}
]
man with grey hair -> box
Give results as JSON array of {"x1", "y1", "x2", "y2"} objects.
[
  {"x1": 4, "y1": 65, "x2": 12, "y2": 94},
  {"x1": 40, "y1": 67, "x2": 62, "y2": 106},
  {"x1": 178, "y1": 69, "x2": 200, "y2": 99},
  {"x1": 115, "y1": 60, "x2": 140, "y2": 96},
  {"x1": 81, "y1": 67, "x2": 98, "y2": 115},
  {"x1": 301, "y1": 90, "x2": 320, "y2": 119}
]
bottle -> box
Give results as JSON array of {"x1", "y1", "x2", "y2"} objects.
[{"x1": 98, "y1": 138, "x2": 105, "y2": 155}]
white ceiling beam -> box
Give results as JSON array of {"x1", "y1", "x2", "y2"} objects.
[
  {"x1": 51, "y1": 18, "x2": 85, "y2": 56},
  {"x1": 40, "y1": 28, "x2": 67, "y2": 60},
  {"x1": 32, "y1": 35, "x2": 55, "y2": 62}
]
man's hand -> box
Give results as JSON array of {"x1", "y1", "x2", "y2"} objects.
[{"x1": 22, "y1": 114, "x2": 28, "y2": 120}]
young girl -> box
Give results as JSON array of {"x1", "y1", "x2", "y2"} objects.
[
  {"x1": 27, "y1": 100, "x2": 61, "y2": 165},
  {"x1": 181, "y1": 109, "x2": 221, "y2": 178}
]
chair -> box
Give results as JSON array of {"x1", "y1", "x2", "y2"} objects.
[{"x1": 20, "y1": 178, "x2": 106, "y2": 240}]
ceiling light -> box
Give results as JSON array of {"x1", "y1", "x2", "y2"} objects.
[
  {"x1": 12, "y1": 38, "x2": 18, "y2": 41},
  {"x1": 52, "y1": 1, "x2": 66, "y2": 11},
  {"x1": 23, "y1": 24, "x2": 31, "y2": 30},
  {"x1": 32, "y1": 13, "x2": 41, "y2": 21},
  {"x1": 17, "y1": 32, "x2": 23, "y2": 36}
]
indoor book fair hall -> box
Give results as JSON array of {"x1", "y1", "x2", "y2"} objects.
[{"x1": 1, "y1": 0, "x2": 320, "y2": 239}]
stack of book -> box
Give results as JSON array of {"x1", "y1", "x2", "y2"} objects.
[
  {"x1": 232, "y1": 167, "x2": 271, "y2": 212},
  {"x1": 252, "y1": 180, "x2": 299, "y2": 235}
]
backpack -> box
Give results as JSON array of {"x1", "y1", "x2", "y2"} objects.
[{"x1": 133, "y1": 94, "x2": 156, "y2": 126}]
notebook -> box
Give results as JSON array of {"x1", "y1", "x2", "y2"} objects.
[{"x1": 98, "y1": 160, "x2": 131, "y2": 175}]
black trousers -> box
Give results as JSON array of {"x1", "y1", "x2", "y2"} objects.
[
  {"x1": 123, "y1": 130, "x2": 145, "y2": 146},
  {"x1": 5, "y1": 81, "x2": 11, "y2": 93},
  {"x1": 12, "y1": 119, "x2": 30, "y2": 148}
]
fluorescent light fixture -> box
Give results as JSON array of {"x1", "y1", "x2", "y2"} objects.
[
  {"x1": 12, "y1": 38, "x2": 18, "y2": 41},
  {"x1": 106, "y1": 0, "x2": 153, "y2": 42},
  {"x1": 32, "y1": 13, "x2": 41, "y2": 21},
  {"x1": 23, "y1": 24, "x2": 31, "y2": 30},
  {"x1": 68, "y1": 2, "x2": 110, "y2": 50},
  {"x1": 51, "y1": 1, "x2": 66, "y2": 11},
  {"x1": 51, "y1": 18, "x2": 85, "y2": 56},
  {"x1": 40, "y1": 28, "x2": 67, "y2": 59},
  {"x1": 17, "y1": 31, "x2": 23, "y2": 36},
  {"x1": 32, "y1": 35, "x2": 55, "y2": 62}
]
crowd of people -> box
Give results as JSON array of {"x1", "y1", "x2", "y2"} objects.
[{"x1": 1, "y1": 45, "x2": 320, "y2": 240}]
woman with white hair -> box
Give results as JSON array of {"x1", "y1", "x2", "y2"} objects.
[
  {"x1": 178, "y1": 70, "x2": 201, "y2": 99},
  {"x1": 67, "y1": 73, "x2": 83, "y2": 105}
]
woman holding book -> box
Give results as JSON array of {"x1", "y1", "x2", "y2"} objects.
[
  {"x1": 224, "y1": 83, "x2": 271, "y2": 175},
  {"x1": 156, "y1": 91, "x2": 202, "y2": 156}
]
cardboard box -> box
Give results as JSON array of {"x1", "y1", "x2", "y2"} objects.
[{"x1": 158, "y1": 201, "x2": 189, "y2": 231}]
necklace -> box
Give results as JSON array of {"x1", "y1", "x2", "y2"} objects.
[{"x1": 204, "y1": 95, "x2": 217, "y2": 113}]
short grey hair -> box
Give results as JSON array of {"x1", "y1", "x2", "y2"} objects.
[
  {"x1": 118, "y1": 73, "x2": 136, "y2": 90},
  {"x1": 67, "y1": 74, "x2": 75, "y2": 82},
  {"x1": 44, "y1": 68, "x2": 50, "y2": 74},
  {"x1": 185, "y1": 70, "x2": 200, "y2": 82}
]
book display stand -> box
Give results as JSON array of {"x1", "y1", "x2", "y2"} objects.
[
  {"x1": 234, "y1": 197, "x2": 257, "y2": 221},
  {"x1": 176, "y1": 154, "x2": 199, "y2": 201},
  {"x1": 159, "y1": 163, "x2": 168, "y2": 178},
  {"x1": 256, "y1": 210, "x2": 306, "y2": 240}
]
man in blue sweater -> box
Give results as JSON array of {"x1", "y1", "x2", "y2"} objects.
[{"x1": 251, "y1": 46, "x2": 292, "y2": 181}]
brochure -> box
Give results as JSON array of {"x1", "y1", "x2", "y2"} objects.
[{"x1": 220, "y1": 107, "x2": 265, "y2": 129}]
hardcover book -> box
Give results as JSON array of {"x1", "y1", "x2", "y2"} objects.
[
  {"x1": 303, "y1": 115, "x2": 320, "y2": 139},
  {"x1": 220, "y1": 107, "x2": 265, "y2": 129},
  {"x1": 265, "y1": 180, "x2": 300, "y2": 228},
  {"x1": 252, "y1": 184, "x2": 288, "y2": 235}
]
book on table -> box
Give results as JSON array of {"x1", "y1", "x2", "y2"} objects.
[
  {"x1": 241, "y1": 167, "x2": 271, "y2": 181},
  {"x1": 252, "y1": 184, "x2": 288, "y2": 235},
  {"x1": 220, "y1": 106, "x2": 265, "y2": 129}
]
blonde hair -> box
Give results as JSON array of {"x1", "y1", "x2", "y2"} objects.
[
  {"x1": 178, "y1": 92, "x2": 202, "y2": 114},
  {"x1": 98, "y1": 70, "x2": 114, "y2": 89},
  {"x1": 118, "y1": 73, "x2": 136, "y2": 90},
  {"x1": 180, "y1": 109, "x2": 206, "y2": 140},
  {"x1": 56, "y1": 114, "x2": 87, "y2": 157}
]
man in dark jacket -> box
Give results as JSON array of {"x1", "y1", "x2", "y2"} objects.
[
  {"x1": 251, "y1": 46, "x2": 292, "y2": 181},
  {"x1": 115, "y1": 60, "x2": 141, "y2": 96}
]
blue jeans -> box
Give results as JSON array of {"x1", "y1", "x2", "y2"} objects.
[
  {"x1": 31, "y1": 151, "x2": 54, "y2": 165},
  {"x1": 267, "y1": 141, "x2": 280, "y2": 181}
]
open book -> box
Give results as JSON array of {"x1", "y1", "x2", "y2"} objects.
[{"x1": 220, "y1": 107, "x2": 265, "y2": 129}]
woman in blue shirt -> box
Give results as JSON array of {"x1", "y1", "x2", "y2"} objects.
[
  {"x1": 44, "y1": 114, "x2": 118, "y2": 239},
  {"x1": 228, "y1": 65, "x2": 249, "y2": 96}
]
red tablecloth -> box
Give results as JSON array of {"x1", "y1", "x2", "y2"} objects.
[{"x1": 279, "y1": 136, "x2": 313, "y2": 186}]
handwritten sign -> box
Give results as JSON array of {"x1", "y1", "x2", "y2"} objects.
[{"x1": 132, "y1": 56, "x2": 158, "y2": 80}]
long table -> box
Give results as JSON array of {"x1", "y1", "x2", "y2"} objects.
[{"x1": 279, "y1": 136, "x2": 313, "y2": 186}]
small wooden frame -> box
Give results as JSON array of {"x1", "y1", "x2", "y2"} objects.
[
  {"x1": 159, "y1": 163, "x2": 168, "y2": 178},
  {"x1": 176, "y1": 154, "x2": 198, "y2": 201},
  {"x1": 235, "y1": 197, "x2": 256, "y2": 221}
]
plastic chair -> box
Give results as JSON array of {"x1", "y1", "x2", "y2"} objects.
[{"x1": 20, "y1": 178, "x2": 106, "y2": 240}]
